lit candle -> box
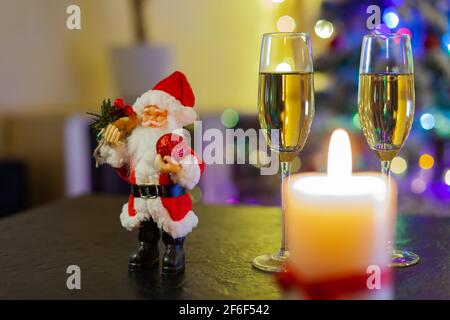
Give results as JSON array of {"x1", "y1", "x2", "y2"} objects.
[{"x1": 284, "y1": 129, "x2": 396, "y2": 299}]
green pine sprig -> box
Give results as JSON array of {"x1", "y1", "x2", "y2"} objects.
[{"x1": 87, "y1": 99, "x2": 123, "y2": 138}]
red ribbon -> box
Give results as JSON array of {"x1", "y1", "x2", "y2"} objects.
[{"x1": 277, "y1": 265, "x2": 391, "y2": 300}]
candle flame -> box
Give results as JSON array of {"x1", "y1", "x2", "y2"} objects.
[{"x1": 327, "y1": 129, "x2": 352, "y2": 178}]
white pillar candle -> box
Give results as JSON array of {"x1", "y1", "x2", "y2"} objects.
[{"x1": 284, "y1": 129, "x2": 396, "y2": 299}]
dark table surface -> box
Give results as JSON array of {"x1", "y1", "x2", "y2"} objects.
[{"x1": 0, "y1": 195, "x2": 448, "y2": 299}]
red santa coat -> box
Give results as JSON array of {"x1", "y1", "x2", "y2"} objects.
[{"x1": 107, "y1": 130, "x2": 204, "y2": 238}]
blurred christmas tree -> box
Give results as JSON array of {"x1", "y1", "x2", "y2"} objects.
[
  {"x1": 316, "y1": 0, "x2": 449, "y2": 113},
  {"x1": 314, "y1": 0, "x2": 450, "y2": 210}
]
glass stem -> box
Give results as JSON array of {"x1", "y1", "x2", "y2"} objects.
[
  {"x1": 381, "y1": 160, "x2": 393, "y2": 251},
  {"x1": 381, "y1": 160, "x2": 392, "y2": 184},
  {"x1": 279, "y1": 160, "x2": 291, "y2": 258}
]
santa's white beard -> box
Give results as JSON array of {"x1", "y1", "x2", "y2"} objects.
[
  {"x1": 128, "y1": 126, "x2": 168, "y2": 155},
  {"x1": 127, "y1": 126, "x2": 169, "y2": 184}
]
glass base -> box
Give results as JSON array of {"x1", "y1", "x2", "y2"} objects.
[
  {"x1": 390, "y1": 249, "x2": 420, "y2": 268},
  {"x1": 252, "y1": 251, "x2": 289, "y2": 273}
]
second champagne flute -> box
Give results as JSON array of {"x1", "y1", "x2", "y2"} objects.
[
  {"x1": 358, "y1": 33, "x2": 418, "y2": 267},
  {"x1": 253, "y1": 32, "x2": 315, "y2": 273}
]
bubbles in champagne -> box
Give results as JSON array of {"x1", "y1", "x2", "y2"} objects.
[
  {"x1": 258, "y1": 72, "x2": 315, "y2": 153},
  {"x1": 358, "y1": 73, "x2": 415, "y2": 161}
]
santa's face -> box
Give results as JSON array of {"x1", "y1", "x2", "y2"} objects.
[{"x1": 141, "y1": 105, "x2": 168, "y2": 128}]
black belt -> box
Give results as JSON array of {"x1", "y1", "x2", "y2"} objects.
[{"x1": 131, "y1": 184, "x2": 186, "y2": 198}]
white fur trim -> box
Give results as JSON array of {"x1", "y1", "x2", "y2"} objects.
[
  {"x1": 119, "y1": 202, "x2": 150, "y2": 231},
  {"x1": 169, "y1": 210, "x2": 199, "y2": 238},
  {"x1": 98, "y1": 142, "x2": 127, "y2": 168},
  {"x1": 120, "y1": 197, "x2": 199, "y2": 238},
  {"x1": 170, "y1": 154, "x2": 201, "y2": 190},
  {"x1": 144, "y1": 197, "x2": 198, "y2": 238},
  {"x1": 133, "y1": 90, "x2": 197, "y2": 127},
  {"x1": 157, "y1": 210, "x2": 199, "y2": 239},
  {"x1": 176, "y1": 107, "x2": 197, "y2": 125}
]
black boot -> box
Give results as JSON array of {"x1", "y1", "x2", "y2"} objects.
[
  {"x1": 162, "y1": 232, "x2": 185, "y2": 274},
  {"x1": 128, "y1": 219, "x2": 160, "y2": 272}
]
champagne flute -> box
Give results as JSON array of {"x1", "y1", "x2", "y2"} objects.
[
  {"x1": 358, "y1": 33, "x2": 418, "y2": 267},
  {"x1": 253, "y1": 32, "x2": 315, "y2": 273}
]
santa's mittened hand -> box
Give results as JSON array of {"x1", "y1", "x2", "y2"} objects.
[
  {"x1": 163, "y1": 155, "x2": 182, "y2": 173},
  {"x1": 103, "y1": 124, "x2": 122, "y2": 145}
]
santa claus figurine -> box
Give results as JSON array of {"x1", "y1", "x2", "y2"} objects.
[{"x1": 93, "y1": 71, "x2": 204, "y2": 274}]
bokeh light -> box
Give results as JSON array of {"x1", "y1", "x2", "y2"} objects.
[
  {"x1": 272, "y1": 0, "x2": 284, "y2": 3},
  {"x1": 275, "y1": 62, "x2": 292, "y2": 72},
  {"x1": 383, "y1": 11, "x2": 399, "y2": 29},
  {"x1": 352, "y1": 113, "x2": 361, "y2": 129},
  {"x1": 391, "y1": 156, "x2": 408, "y2": 175},
  {"x1": 249, "y1": 149, "x2": 270, "y2": 168},
  {"x1": 291, "y1": 156, "x2": 302, "y2": 173},
  {"x1": 411, "y1": 178, "x2": 426, "y2": 194},
  {"x1": 221, "y1": 109, "x2": 239, "y2": 128},
  {"x1": 396, "y1": 27, "x2": 412, "y2": 39},
  {"x1": 314, "y1": 72, "x2": 331, "y2": 92},
  {"x1": 442, "y1": 33, "x2": 450, "y2": 53},
  {"x1": 420, "y1": 113, "x2": 436, "y2": 130},
  {"x1": 277, "y1": 15, "x2": 296, "y2": 32},
  {"x1": 434, "y1": 112, "x2": 446, "y2": 128},
  {"x1": 444, "y1": 169, "x2": 450, "y2": 186},
  {"x1": 434, "y1": 112, "x2": 450, "y2": 137},
  {"x1": 419, "y1": 154, "x2": 434, "y2": 170},
  {"x1": 315, "y1": 19, "x2": 334, "y2": 39}
]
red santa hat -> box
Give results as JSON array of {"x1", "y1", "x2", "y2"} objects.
[
  {"x1": 153, "y1": 71, "x2": 195, "y2": 107},
  {"x1": 132, "y1": 71, "x2": 197, "y2": 126}
]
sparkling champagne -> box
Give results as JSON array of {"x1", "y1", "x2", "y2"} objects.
[
  {"x1": 258, "y1": 72, "x2": 315, "y2": 155},
  {"x1": 358, "y1": 73, "x2": 415, "y2": 161}
]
